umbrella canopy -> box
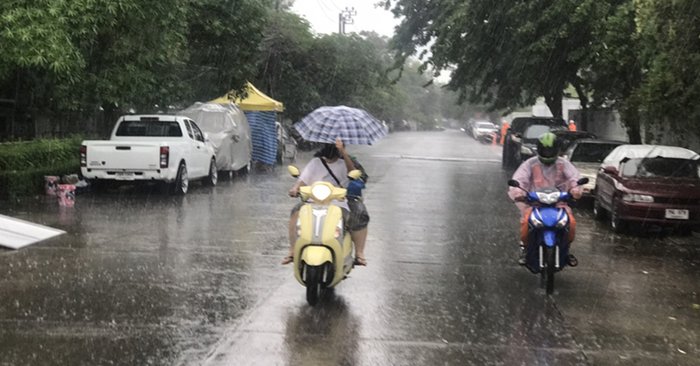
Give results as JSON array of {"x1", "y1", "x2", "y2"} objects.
[{"x1": 294, "y1": 106, "x2": 388, "y2": 145}]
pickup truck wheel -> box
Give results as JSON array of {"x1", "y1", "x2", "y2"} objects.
[
  {"x1": 171, "y1": 162, "x2": 188, "y2": 195},
  {"x1": 204, "y1": 159, "x2": 217, "y2": 186}
]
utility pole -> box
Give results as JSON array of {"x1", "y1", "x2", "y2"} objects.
[{"x1": 338, "y1": 7, "x2": 356, "y2": 34}]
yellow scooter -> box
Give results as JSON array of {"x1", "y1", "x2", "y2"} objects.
[{"x1": 288, "y1": 165, "x2": 362, "y2": 306}]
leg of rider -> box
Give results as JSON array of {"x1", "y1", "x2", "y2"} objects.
[
  {"x1": 565, "y1": 206, "x2": 576, "y2": 244},
  {"x1": 520, "y1": 207, "x2": 533, "y2": 246},
  {"x1": 284, "y1": 209, "x2": 299, "y2": 261},
  {"x1": 351, "y1": 227, "x2": 368, "y2": 260}
]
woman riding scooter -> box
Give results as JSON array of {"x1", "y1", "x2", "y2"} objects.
[
  {"x1": 282, "y1": 138, "x2": 370, "y2": 266},
  {"x1": 508, "y1": 132, "x2": 582, "y2": 266}
]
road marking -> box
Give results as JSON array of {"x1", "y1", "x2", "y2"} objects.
[{"x1": 371, "y1": 154, "x2": 501, "y2": 163}]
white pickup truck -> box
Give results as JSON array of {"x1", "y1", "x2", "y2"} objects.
[{"x1": 80, "y1": 115, "x2": 217, "y2": 194}]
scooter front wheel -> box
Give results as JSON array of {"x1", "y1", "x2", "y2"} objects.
[
  {"x1": 305, "y1": 266, "x2": 323, "y2": 306},
  {"x1": 544, "y1": 247, "x2": 556, "y2": 295}
]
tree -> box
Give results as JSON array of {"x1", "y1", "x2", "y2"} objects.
[{"x1": 383, "y1": 0, "x2": 610, "y2": 119}]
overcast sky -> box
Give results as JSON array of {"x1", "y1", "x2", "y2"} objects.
[{"x1": 290, "y1": 0, "x2": 400, "y2": 37}]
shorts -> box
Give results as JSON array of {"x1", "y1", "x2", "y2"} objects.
[{"x1": 290, "y1": 198, "x2": 370, "y2": 231}]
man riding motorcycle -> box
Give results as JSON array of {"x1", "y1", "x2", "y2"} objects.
[{"x1": 508, "y1": 132, "x2": 582, "y2": 266}]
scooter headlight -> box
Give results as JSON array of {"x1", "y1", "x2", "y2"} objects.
[
  {"x1": 296, "y1": 217, "x2": 301, "y2": 236},
  {"x1": 529, "y1": 215, "x2": 544, "y2": 228},
  {"x1": 536, "y1": 192, "x2": 560, "y2": 205},
  {"x1": 556, "y1": 214, "x2": 569, "y2": 228},
  {"x1": 311, "y1": 184, "x2": 332, "y2": 201}
]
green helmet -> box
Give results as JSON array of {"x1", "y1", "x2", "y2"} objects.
[{"x1": 536, "y1": 132, "x2": 560, "y2": 165}]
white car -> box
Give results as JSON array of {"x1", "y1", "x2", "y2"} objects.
[
  {"x1": 471, "y1": 121, "x2": 498, "y2": 139},
  {"x1": 80, "y1": 115, "x2": 217, "y2": 195}
]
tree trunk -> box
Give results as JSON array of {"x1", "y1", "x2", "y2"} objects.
[
  {"x1": 572, "y1": 80, "x2": 589, "y2": 130},
  {"x1": 621, "y1": 103, "x2": 642, "y2": 144},
  {"x1": 544, "y1": 92, "x2": 563, "y2": 120}
]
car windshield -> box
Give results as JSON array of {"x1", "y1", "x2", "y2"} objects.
[
  {"x1": 523, "y1": 124, "x2": 554, "y2": 139},
  {"x1": 570, "y1": 143, "x2": 621, "y2": 163},
  {"x1": 621, "y1": 157, "x2": 700, "y2": 178},
  {"x1": 115, "y1": 120, "x2": 182, "y2": 137}
]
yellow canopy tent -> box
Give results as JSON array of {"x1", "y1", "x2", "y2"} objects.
[{"x1": 211, "y1": 82, "x2": 284, "y2": 112}]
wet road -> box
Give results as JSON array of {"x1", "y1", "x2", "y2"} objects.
[{"x1": 1, "y1": 130, "x2": 699, "y2": 365}]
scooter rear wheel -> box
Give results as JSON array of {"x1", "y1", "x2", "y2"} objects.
[{"x1": 305, "y1": 266, "x2": 323, "y2": 306}]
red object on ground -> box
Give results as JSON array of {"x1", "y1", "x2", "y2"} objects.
[{"x1": 57, "y1": 184, "x2": 76, "y2": 207}]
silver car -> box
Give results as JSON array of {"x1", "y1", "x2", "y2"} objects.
[
  {"x1": 180, "y1": 102, "x2": 252, "y2": 175},
  {"x1": 562, "y1": 139, "x2": 625, "y2": 197}
]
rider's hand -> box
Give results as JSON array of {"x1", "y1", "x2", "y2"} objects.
[
  {"x1": 335, "y1": 137, "x2": 346, "y2": 154},
  {"x1": 571, "y1": 187, "x2": 583, "y2": 200},
  {"x1": 288, "y1": 186, "x2": 299, "y2": 197}
]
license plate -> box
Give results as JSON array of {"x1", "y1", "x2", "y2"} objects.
[
  {"x1": 665, "y1": 209, "x2": 689, "y2": 220},
  {"x1": 115, "y1": 172, "x2": 135, "y2": 180}
]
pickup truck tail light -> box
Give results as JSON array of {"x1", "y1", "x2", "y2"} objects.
[
  {"x1": 80, "y1": 145, "x2": 87, "y2": 167},
  {"x1": 160, "y1": 146, "x2": 169, "y2": 168}
]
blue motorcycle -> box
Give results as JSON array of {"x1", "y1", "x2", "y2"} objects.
[{"x1": 508, "y1": 178, "x2": 588, "y2": 294}]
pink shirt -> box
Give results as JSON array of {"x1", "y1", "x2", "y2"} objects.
[{"x1": 508, "y1": 157, "x2": 581, "y2": 214}]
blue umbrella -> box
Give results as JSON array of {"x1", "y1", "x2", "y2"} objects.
[{"x1": 294, "y1": 106, "x2": 388, "y2": 145}]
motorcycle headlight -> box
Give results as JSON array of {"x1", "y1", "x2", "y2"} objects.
[
  {"x1": 556, "y1": 214, "x2": 569, "y2": 228},
  {"x1": 521, "y1": 146, "x2": 534, "y2": 155},
  {"x1": 536, "y1": 192, "x2": 560, "y2": 205},
  {"x1": 311, "y1": 184, "x2": 332, "y2": 201},
  {"x1": 622, "y1": 194, "x2": 653, "y2": 203},
  {"x1": 529, "y1": 214, "x2": 544, "y2": 228}
]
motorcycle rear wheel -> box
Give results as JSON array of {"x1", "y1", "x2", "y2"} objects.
[{"x1": 305, "y1": 266, "x2": 323, "y2": 306}]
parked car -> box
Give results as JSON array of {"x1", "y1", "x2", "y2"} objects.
[
  {"x1": 552, "y1": 130, "x2": 597, "y2": 152},
  {"x1": 180, "y1": 102, "x2": 252, "y2": 176},
  {"x1": 276, "y1": 122, "x2": 297, "y2": 164},
  {"x1": 561, "y1": 139, "x2": 625, "y2": 197},
  {"x1": 471, "y1": 121, "x2": 498, "y2": 140},
  {"x1": 81, "y1": 115, "x2": 218, "y2": 195},
  {"x1": 502, "y1": 117, "x2": 568, "y2": 168},
  {"x1": 593, "y1": 144, "x2": 700, "y2": 233},
  {"x1": 508, "y1": 121, "x2": 569, "y2": 164}
]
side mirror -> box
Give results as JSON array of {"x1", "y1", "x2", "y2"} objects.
[
  {"x1": 287, "y1": 165, "x2": 300, "y2": 178},
  {"x1": 602, "y1": 166, "x2": 619, "y2": 176},
  {"x1": 577, "y1": 177, "x2": 590, "y2": 185},
  {"x1": 507, "y1": 179, "x2": 520, "y2": 188},
  {"x1": 203, "y1": 132, "x2": 210, "y2": 142},
  {"x1": 348, "y1": 169, "x2": 363, "y2": 180}
]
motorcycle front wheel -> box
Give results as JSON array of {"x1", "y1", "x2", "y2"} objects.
[
  {"x1": 305, "y1": 265, "x2": 323, "y2": 306},
  {"x1": 544, "y1": 247, "x2": 556, "y2": 295}
]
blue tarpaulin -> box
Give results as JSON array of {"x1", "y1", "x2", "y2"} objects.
[{"x1": 245, "y1": 111, "x2": 277, "y2": 165}]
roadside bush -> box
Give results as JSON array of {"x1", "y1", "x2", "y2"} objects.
[{"x1": 0, "y1": 137, "x2": 82, "y2": 200}]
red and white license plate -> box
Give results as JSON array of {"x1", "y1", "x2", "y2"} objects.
[{"x1": 665, "y1": 209, "x2": 689, "y2": 220}]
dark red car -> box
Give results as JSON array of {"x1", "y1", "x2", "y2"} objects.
[{"x1": 594, "y1": 144, "x2": 700, "y2": 233}]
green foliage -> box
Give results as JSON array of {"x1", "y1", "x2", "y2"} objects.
[
  {"x1": 385, "y1": 0, "x2": 612, "y2": 118},
  {"x1": 0, "y1": 137, "x2": 81, "y2": 200}
]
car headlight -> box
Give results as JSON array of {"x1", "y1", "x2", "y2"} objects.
[
  {"x1": 622, "y1": 193, "x2": 654, "y2": 203},
  {"x1": 311, "y1": 184, "x2": 332, "y2": 201}
]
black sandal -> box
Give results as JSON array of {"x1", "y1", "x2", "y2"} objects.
[
  {"x1": 281, "y1": 255, "x2": 293, "y2": 265},
  {"x1": 353, "y1": 257, "x2": 367, "y2": 266}
]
